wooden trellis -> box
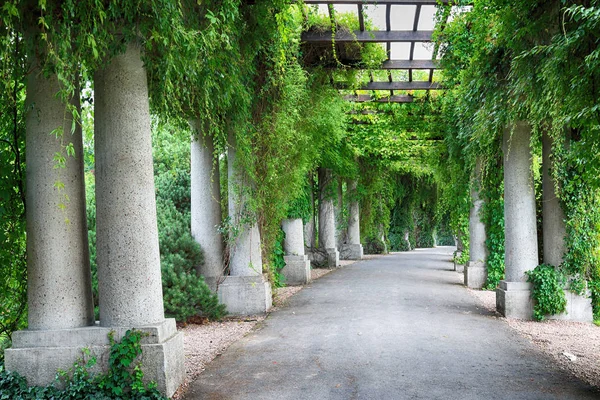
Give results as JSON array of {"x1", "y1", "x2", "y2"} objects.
[{"x1": 301, "y1": 0, "x2": 452, "y2": 102}]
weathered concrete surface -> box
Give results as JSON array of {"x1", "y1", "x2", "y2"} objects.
[
  {"x1": 95, "y1": 42, "x2": 164, "y2": 327},
  {"x1": 282, "y1": 255, "x2": 311, "y2": 285},
  {"x1": 282, "y1": 219, "x2": 305, "y2": 256},
  {"x1": 24, "y1": 65, "x2": 94, "y2": 330},
  {"x1": 318, "y1": 168, "x2": 337, "y2": 252},
  {"x1": 341, "y1": 180, "x2": 363, "y2": 260},
  {"x1": 185, "y1": 247, "x2": 598, "y2": 400},
  {"x1": 217, "y1": 276, "x2": 272, "y2": 316},
  {"x1": 542, "y1": 131, "x2": 566, "y2": 267},
  {"x1": 500, "y1": 122, "x2": 538, "y2": 319},
  {"x1": 190, "y1": 124, "x2": 224, "y2": 280},
  {"x1": 5, "y1": 319, "x2": 184, "y2": 397}
]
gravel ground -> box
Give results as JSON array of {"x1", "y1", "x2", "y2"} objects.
[
  {"x1": 468, "y1": 288, "x2": 600, "y2": 388},
  {"x1": 173, "y1": 256, "x2": 376, "y2": 398}
]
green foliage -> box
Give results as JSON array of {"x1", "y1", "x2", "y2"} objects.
[
  {"x1": 0, "y1": 330, "x2": 166, "y2": 399},
  {"x1": 270, "y1": 229, "x2": 287, "y2": 288},
  {"x1": 0, "y1": 9, "x2": 27, "y2": 361},
  {"x1": 526, "y1": 264, "x2": 567, "y2": 322}
]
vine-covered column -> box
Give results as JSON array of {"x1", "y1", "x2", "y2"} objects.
[
  {"x1": 341, "y1": 180, "x2": 363, "y2": 260},
  {"x1": 318, "y1": 167, "x2": 340, "y2": 267},
  {"x1": 190, "y1": 123, "x2": 224, "y2": 288},
  {"x1": 465, "y1": 159, "x2": 487, "y2": 288},
  {"x1": 5, "y1": 49, "x2": 96, "y2": 386},
  {"x1": 219, "y1": 133, "x2": 272, "y2": 315},
  {"x1": 497, "y1": 122, "x2": 537, "y2": 319},
  {"x1": 542, "y1": 131, "x2": 592, "y2": 322},
  {"x1": 94, "y1": 42, "x2": 184, "y2": 396},
  {"x1": 281, "y1": 218, "x2": 311, "y2": 284}
]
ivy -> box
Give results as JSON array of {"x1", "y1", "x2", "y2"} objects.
[{"x1": 526, "y1": 264, "x2": 567, "y2": 322}]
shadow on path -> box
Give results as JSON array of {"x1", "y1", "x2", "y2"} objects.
[{"x1": 185, "y1": 246, "x2": 598, "y2": 400}]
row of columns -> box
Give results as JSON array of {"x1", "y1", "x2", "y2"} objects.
[
  {"x1": 465, "y1": 122, "x2": 591, "y2": 321},
  {"x1": 7, "y1": 43, "x2": 184, "y2": 396}
]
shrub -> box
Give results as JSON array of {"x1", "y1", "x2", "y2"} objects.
[{"x1": 526, "y1": 264, "x2": 567, "y2": 321}]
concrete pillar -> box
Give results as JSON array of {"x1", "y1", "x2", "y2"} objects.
[
  {"x1": 218, "y1": 134, "x2": 271, "y2": 315},
  {"x1": 318, "y1": 167, "x2": 340, "y2": 267},
  {"x1": 22, "y1": 66, "x2": 94, "y2": 331},
  {"x1": 281, "y1": 219, "x2": 311, "y2": 285},
  {"x1": 496, "y1": 122, "x2": 537, "y2": 319},
  {"x1": 7, "y1": 44, "x2": 184, "y2": 398},
  {"x1": 190, "y1": 123, "x2": 224, "y2": 287},
  {"x1": 465, "y1": 160, "x2": 488, "y2": 288},
  {"x1": 542, "y1": 131, "x2": 592, "y2": 322},
  {"x1": 95, "y1": 43, "x2": 164, "y2": 327},
  {"x1": 335, "y1": 179, "x2": 345, "y2": 248},
  {"x1": 340, "y1": 180, "x2": 363, "y2": 260},
  {"x1": 541, "y1": 132, "x2": 566, "y2": 266},
  {"x1": 94, "y1": 42, "x2": 184, "y2": 395}
]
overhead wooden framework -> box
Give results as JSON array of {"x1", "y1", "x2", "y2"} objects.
[{"x1": 301, "y1": 0, "x2": 451, "y2": 102}]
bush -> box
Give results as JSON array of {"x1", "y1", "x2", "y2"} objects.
[
  {"x1": 157, "y1": 198, "x2": 227, "y2": 322},
  {"x1": 363, "y1": 235, "x2": 386, "y2": 254},
  {"x1": 526, "y1": 264, "x2": 567, "y2": 321}
]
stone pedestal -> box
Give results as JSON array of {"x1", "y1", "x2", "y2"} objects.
[
  {"x1": 191, "y1": 123, "x2": 224, "y2": 281},
  {"x1": 282, "y1": 219, "x2": 311, "y2": 285},
  {"x1": 498, "y1": 122, "x2": 538, "y2": 319},
  {"x1": 340, "y1": 243, "x2": 363, "y2": 260},
  {"x1": 454, "y1": 262, "x2": 465, "y2": 274},
  {"x1": 496, "y1": 282, "x2": 534, "y2": 320},
  {"x1": 326, "y1": 248, "x2": 340, "y2": 268},
  {"x1": 5, "y1": 319, "x2": 184, "y2": 397},
  {"x1": 217, "y1": 276, "x2": 272, "y2": 315},
  {"x1": 282, "y1": 255, "x2": 311, "y2": 285},
  {"x1": 547, "y1": 289, "x2": 593, "y2": 323},
  {"x1": 464, "y1": 261, "x2": 487, "y2": 289}
]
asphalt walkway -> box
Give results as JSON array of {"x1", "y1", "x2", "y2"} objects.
[{"x1": 185, "y1": 247, "x2": 599, "y2": 399}]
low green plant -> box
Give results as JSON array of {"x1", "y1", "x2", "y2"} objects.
[
  {"x1": 270, "y1": 229, "x2": 287, "y2": 288},
  {"x1": 526, "y1": 264, "x2": 567, "y2": 321},
  {"x1": 0, "y1": 330, "x2": 166, "y2": 399}
]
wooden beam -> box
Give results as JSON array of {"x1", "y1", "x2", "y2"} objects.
[
  {"x1": 303, "y1": 0, "x2": 449, "y2": 4},
  {"x1": 301, "y1": 30, "x2": 433, "y2": 43},
  {"x1": 343, "y1": 94, "x2": 414, "y2": 103},
  {"x1": 339, "y1": 81, "x2": 442, "y2": 90},
  {"x1": 381, "y1": 60, "x2": 439, "y2": 69}
]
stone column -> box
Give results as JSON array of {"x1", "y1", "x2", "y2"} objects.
[
  {"x1": 217, "y1": 133, "x2": 272, "y2": 315},
  {"x1": 496, "y1": 122, "x2": 537, "y2": 319},
  {"x1": 318, "y1": 167, "x2": 340, "y2": 267},
  {"x1": 335, "y1": 179, "x2": 345, "y2": 248},
  {"x1": 5, "y1": 52, "x2": 96, "y2": 388},
  {"x1": 542, "y1": 131, "x2": 592, "y2": 322},
  {"x1": 94, "y1": 42, "x2": 184, "y2": 395},
  {"x1": 190, "y1": 122, "x2": 224, "y2": 288},
  {"x1": 24, "y1": 67, "x2": 94, "y2": 331},
  {"x1": 465, "y1": 160, "x2": 488, "y2": 288},
  {"x1": 281, "y1": 219, "x2": 311, "y2": 284},
  {"x1": 340, "y1": 180, "x2": 363, "y2": 260},
  {"x1": 541, "y1": 132, "x2": 566, "y2": 267},
  {"x1": 95, "y1": 43, "x2": 164, "y2": 327}
]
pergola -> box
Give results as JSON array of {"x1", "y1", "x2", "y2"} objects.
[{"x1": 300, "y1": 0, "x2": 451, "y2": 102}]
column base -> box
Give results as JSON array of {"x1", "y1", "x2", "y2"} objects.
[
  {"x1": 464, "y1": 260, "x2": 487, "y2": 289},
  {"x1": 340, "y1": 244, "x2": 363, "y2": 260},
  {"x1": 496, "y1": 281, "x2": 533, "y2": 320},
  {"x1": 547, "y1": 289, "x2": 593, "y2": 323},
  {"x1": 5, "y1": 319, "x2": 184, "y2": 397},
  {"x1": 282, "y1": 255, "x2": 311, "y2": 285},
  {"x1": 454, "y1": 262, "x2": 465, "y2": 273},
  {"x1": 326, "y1": 248, "x2": 340, "y2": 268},
  {"x1": 217, "y1": 275, "x2": 272, "y2": 316}
]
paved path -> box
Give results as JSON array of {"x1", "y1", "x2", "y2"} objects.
[{"x1": 185, "y1": 247, "x2": 598, "y2": 399}]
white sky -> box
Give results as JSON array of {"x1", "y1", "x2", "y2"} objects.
[{"x1": 317, "y1": 4, "x2": 439, "y2": 60}]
